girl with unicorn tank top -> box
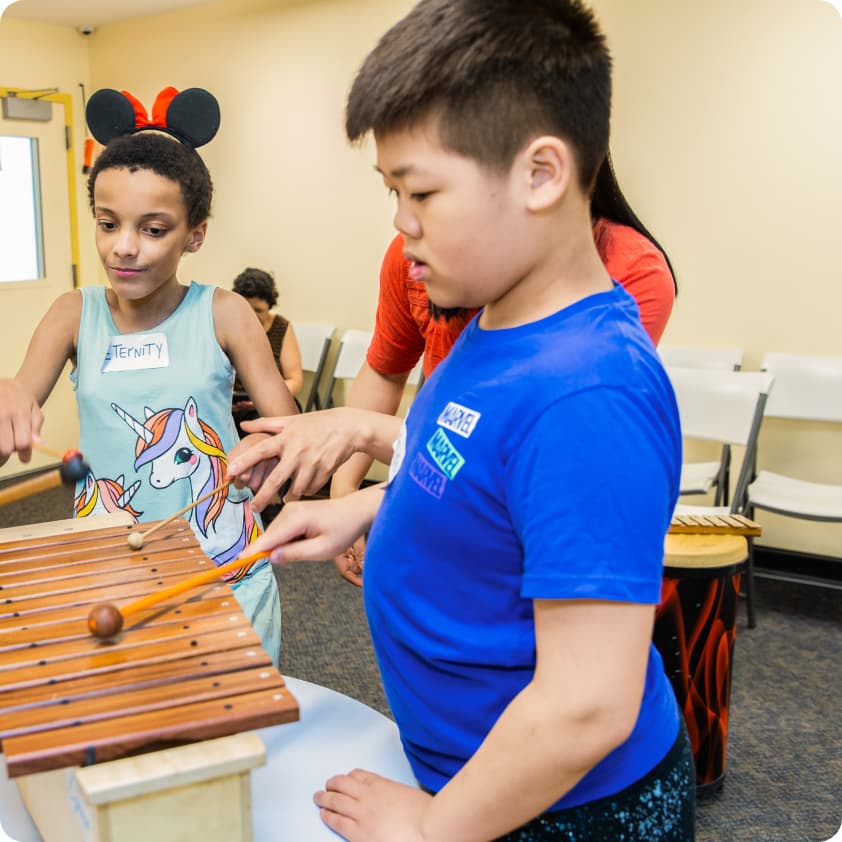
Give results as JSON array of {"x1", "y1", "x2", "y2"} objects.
[{"x1": 0, "y1": 88, "x2": 299, "y2": 665}]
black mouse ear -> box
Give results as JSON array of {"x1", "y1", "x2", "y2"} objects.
[
  {"x1": 85, "y1": 89, "x2": 139, "y2": 145},
  {"x1": 165, "y1": 88, "x2": 220, "y2": 148}
]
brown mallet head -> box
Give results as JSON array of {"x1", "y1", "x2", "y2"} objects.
[{"x1": 88, "y1": 603, "x2": 124, "y2": 639}]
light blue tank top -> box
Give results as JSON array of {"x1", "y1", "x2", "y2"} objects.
[{"x1": 70, "y1": 282, "x2": 263, "y2": 575}]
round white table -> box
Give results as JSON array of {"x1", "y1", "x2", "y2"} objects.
[{"x1": 0, "y1": 677, "x2": 417, "y2": 842}]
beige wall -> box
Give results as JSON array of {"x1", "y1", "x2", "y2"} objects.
[
  {"x1": 1, "y1": 0, "x2": 841, "y2": 555},
  {"x1": 84, "y1": 0, "x2": 412, "y2": 330},
  {"x1": 0, "y1": 17, "x2": 93, "y2": 476},
  {"x1": 589, "y1": 0, "x2": 842, "y2": 556}
]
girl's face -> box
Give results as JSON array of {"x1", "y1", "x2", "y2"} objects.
[{"x1": 93, "y1": 167, "x2": 206, "y2": 304}]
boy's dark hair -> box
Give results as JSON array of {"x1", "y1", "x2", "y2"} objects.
[
  {"x1": 346, "y1": 0, "x2": 611, "y2": 190},
  {"x1": 88, "y1": 132, "x2": 213, "y2": 227},
  {"x1": 232, "y1": 268, "x2": 278, "y2": 308}
]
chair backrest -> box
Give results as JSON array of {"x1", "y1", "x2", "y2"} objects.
[
  {"x1": 667, "y1": 366, "x2": 775, "y2": 512},
  {"x1": 292, "y1": 322, "x2": 335, "y2": 411},
  {"x1": 406, "y1": 357, "x2": 425, "y2": 388},
  {"x1": 659, "y1": 345, "x2": 743, "y2": 371},
  {"x1": 667, "y1": 367, "x2": 774, "y2": 446},
  {"x1": 761, "y1": 352, "x2": 842, "y2": 423},
  {"x1": 324, "y1": 328, "x2": 373, "y2": 407}
]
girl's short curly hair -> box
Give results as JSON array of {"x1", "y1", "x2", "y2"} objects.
[
  {"x1": 232, "y1": 268, "x2": 278, "y2": 308},
  {"x1": 88, "y1": 132, "x2": 213, "y2": 227}
]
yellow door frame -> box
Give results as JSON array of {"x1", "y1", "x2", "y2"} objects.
[{"x1": 0, "y1": 86, "x2": 80, "y2": 288}]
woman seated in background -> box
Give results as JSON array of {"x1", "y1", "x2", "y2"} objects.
[{"x1": 232, "y1": 267, "x2": 303, "y2": 428}]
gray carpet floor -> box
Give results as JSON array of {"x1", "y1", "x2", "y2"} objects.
[{"x1": 2, "y1": 480, "x2": 840, "y2": 842}]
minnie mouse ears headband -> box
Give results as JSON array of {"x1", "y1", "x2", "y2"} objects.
[{"x1": 86, "y1": 86, "x2": 220, "y2": 149}]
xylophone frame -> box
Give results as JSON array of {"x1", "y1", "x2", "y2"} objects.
[{"x1": 0, "y1": 513, "x2": 298, "y2": 842}]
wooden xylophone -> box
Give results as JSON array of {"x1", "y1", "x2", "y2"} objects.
[
  {"x1": 668, "y1": 513, "x2": 761, "y2": 536},
  {"x1": 0, "y1": 516, "x2": 298, "y2": 780}
]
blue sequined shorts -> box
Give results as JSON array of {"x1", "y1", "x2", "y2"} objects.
[{"x1": 494, "y1": 723, "x2": 696, "y2": 841}]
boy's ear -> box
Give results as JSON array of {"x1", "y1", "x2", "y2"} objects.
[
  {"x1": 184, "y1": 222, "x2": 208, "y2": 254},
  {"x1": 523, "y1": 136, "x2": 571, "y2": 212}
]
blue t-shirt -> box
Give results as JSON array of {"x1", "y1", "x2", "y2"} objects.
[{"x1": 364, "y1": 283, "x2": 682, "y2": 810}]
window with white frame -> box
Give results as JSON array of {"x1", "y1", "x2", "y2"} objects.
[{"x1": 0, "y1": 135, "x2": 45, "y2": 282}]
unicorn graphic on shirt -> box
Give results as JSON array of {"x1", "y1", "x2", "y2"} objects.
[
  {"x1": 74, "y1": 471, "x2": 142, "y2": 522},
  {"x1": 111, "y1": 397, "x2": 259, "y2": 578}
]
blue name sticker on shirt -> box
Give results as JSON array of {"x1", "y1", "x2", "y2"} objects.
[
  {"x1": 426, "y1": 428, "x2": 465, "y2": 480},
  {"x1": 409, "y1": 453, "x2": 448, "y2": 499},
  {"x1": 437, "y1": 401, "x2": 481, "y2": 438},
  {"x1": 101, "y1": 333, "x2": 170, "y2": 373}
]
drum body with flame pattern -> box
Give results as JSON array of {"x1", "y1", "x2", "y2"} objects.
[{"x1": 653, "y1": 535, "x2": 747, "y2": 798}]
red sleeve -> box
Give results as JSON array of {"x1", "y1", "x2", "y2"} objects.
[
  {"x1": 595, "y1": 219, "x2": 676, "y2": 346},
  {"x1": 366, "y1": 234, "x2": 427, "y2": 375}
]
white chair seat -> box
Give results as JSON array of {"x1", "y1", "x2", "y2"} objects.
[
  {"x1": 748, "y1": 471, "x2": 842, "y2": 520},
  {"x1": 679, "y1": 461, "x2": 721, "y2": 495},
  {"x1": 674, "y1": 503, "x2": 732, "y2": 517}
]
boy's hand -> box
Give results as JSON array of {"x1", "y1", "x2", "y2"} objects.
[
  {"x1": 243, "y1": 491, "x2": 381, "y2": 566},
  {"x1": 0, "y1": 379, "x2": 43, "y2": 467},
  {"x1": 314, "y1": 770, "x2": 431, "y2": 842}
]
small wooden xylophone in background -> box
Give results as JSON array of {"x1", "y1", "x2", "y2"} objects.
[{"x1": 668, "y1": 513, "x2": 762, "y2": 536}]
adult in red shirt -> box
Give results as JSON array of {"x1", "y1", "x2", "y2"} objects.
[{"x1": 332, "y1": 153, "x2": 677, "y2": 584}]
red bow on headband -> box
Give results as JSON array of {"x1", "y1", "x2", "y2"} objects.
[{"x1": 121, "y1": 86, "x2": 179, "y2": 132}]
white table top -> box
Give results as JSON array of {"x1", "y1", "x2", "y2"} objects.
[{"x1": 0, "y1": 676, "x2": 417, "y2": 842}]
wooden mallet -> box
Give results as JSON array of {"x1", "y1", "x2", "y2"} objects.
[
  {"x1": 87, "y1": 548, "x2": 266, "y2": 639},
  {"x1": 0, "y1": 447, "x2": 89, "y2": 507},
  {"x1": 126, "y1": 480, "x2": 232, "y2": 550}
]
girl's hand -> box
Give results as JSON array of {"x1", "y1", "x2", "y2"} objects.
[{"x1": 0, "y1": 379, "x2": 43, "y2": 467}]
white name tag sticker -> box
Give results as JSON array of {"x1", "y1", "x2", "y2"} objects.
[{"x1": 101, "y1": 333, "x2": 170, "y2": 372}]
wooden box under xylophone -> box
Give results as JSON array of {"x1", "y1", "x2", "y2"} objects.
[{"x1": 0, "y1": 514, "x2": 299, "y2": 842}]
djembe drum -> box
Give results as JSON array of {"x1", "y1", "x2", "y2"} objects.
[
  {"x1": 653, "y1": 532, "x2": 748, "y2": 798},
  {"x1": 0, "y1": 514, "x2": 298, "y2": 842}
]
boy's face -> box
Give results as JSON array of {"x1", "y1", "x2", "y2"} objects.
[
  {"x1": 93, "y1": 167, "x2": 206, "y2": 302},
  {"x1": 376, "y1": 121, "x2": 533, "y2": 311}
]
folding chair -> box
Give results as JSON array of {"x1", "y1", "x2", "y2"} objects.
[
  {"x1": 293, "y1": 322, "x2": 336, "y2": 411},
  {"x1": 659, "y1": 345, "x2": 743, "y2": 372},
  {"x1": 667, "y1": 366, "x2": 775, "y2": 628},
  {"x1": 659, "y1": 346, "x2": 744, "y2": 506},
  {"x1": 406, "y1": 357, "x2": 425, "y2": 390},
  {"x1": 746, "y1": 351, "x2": 842, "y2": 551},
  {"x1": 323, "y1": 329, "x2": 373, "y2": 409}
]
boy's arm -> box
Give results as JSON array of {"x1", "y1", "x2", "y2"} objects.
[
  {"x1": 238, "y1": 484, "x2": 385, "y2": 564},
  {"x1": 212, "y1": 288, "x2": 299, "y2": 417},
  {"x1": 419, "y1": 600, "x2": 653, "y2": 839},
  {"x1": 0, "y1": 291, "x2": 81, "y2": 465},
  {"x1": 315, "y1": 599, "x2": 654, "y2": 842}
]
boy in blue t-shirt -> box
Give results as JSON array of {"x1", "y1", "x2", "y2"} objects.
[{"x1": 234, "y1": 1, "x2": 693, "y2": 839}]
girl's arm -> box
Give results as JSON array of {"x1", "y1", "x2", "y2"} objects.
[
  {"x1": 279, "y1": 323, "x2": 304, "y2": 398},
  {"x1": 213, "y1": 288, "x2": 298, "y2": 417},
  {"x1": 0, "y1": 291, "x2": 81, "y2": 465}
]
